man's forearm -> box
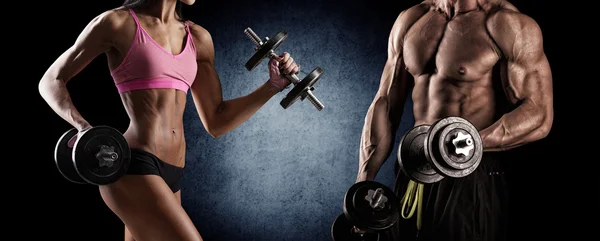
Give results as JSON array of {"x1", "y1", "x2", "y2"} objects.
[
  {"x1": 356, "y1": 95, "x2": 397, "y2": 182},
  {"x1": 209, "y1": 81, "x2": 279, "y2": 137},
  {"x1": 357, "y1": 132, "x2": 394, "y2": 182},
  {"x1": 479, "y1": 100, "x2": 552, "y2": 151}
]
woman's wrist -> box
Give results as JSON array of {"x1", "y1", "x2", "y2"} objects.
[
  {"x1": 74, "y1": 120, "x2": 92, "y2": 132},
  {"x1": 265, "y1": 79, "x2": 283, "y2": 95}
]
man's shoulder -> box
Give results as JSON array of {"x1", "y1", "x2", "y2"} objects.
[
  {"x1": 484, "y1": 3, "x2": 544, "y2": 58},
  {"x1": 390, "y1": 1, "x2": 431, "y2": 37},
  {"x1": 397, "y1": 2, "x2": 432, "y2": 27},
  {"x1": 484, "y1": 0, "x2": 535, "y2": 25},
  {"x1": 481, "y1": 0, "x2": 519, "y2": 13},
  {"x1": 485, "y1": 4, "x2": 541, "y2": 38}
]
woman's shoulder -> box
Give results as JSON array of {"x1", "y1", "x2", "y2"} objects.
[
  {"x1": 85, "y1": 7, "x2": 132, "y2": 34},
  {"x1": 186, "y1": 21, "x2": 213, "y2": 45}
]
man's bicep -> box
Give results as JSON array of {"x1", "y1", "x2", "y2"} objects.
[
  {"x1": 364, "y1": 7, "x2": 419, "y2": 140},
  {"x1": 381, "y1": 16, "x2": 409, "y2": 104},
  {"x1": 490, "y1": 11, "x2": 552, "y2": 103},
  {"x1": 512, "y1": 30, "x2": 552, "y2": 105},
  {"x1": 384, "y1": 7, "x2": 420, "y2": 113},
  {"x1": 388, "y1": 57, "x2": 414, "y2": 125},
  {"x1": 371, "y1": 55, "x2": 412, "y2": 135},
  {"x1": 505, "y1": 51, "x2": 552, "y2": 104}
]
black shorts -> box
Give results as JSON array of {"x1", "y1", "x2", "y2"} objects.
[
  {"x1": 383, "y1": 153, "x2": 510, "y2": 241},
  {"x1": 126, "y1": 148, "x2": 184, "y2": 193}
]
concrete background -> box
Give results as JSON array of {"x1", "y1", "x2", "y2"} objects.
[{"x1": 182, "y1": 1, "x2": 414, "y2": 240}]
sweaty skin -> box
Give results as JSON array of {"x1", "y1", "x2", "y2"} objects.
[
  {"x1": 356, "y1": 0, "x2": 553, "y2": 182},
  {"x1": 38, "y1": 1, "x2": 299, "y2": 240}
]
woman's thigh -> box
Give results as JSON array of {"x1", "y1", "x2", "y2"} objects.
[
  {"x1": 124, "y1": 191, "x2": 183, "y2": 241},
  {"x1": 175, "y1": 190, "x2": 181, "y2": 204},
  {"x1": 100, "y1": 175, "x2": 202, "y2": 241}
]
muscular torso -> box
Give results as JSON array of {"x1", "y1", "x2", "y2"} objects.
[
  {"x1": 403, "y1": 6, "x2": 504, "y2": 130},
  {"x1": 104, "y1": 8, "x2": 191, "y2": 167}
]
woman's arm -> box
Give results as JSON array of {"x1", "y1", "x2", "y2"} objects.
[
  {"x1": 188, "y1": 23, "x2": 298, "y2": 138},
  {"x1": 38, "y1": 11, "x2": 118, "y2": 131}
]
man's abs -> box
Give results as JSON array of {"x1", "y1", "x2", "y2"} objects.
[
  {"x1": 403, "y1": 9, "x2": 502, "y2": 129},
  {"x1": 412, "y1": 75, "x2": 497, "y2": 129},
  {"x1": 120, "y1": 89, "x2": 188, "y2": 167}
]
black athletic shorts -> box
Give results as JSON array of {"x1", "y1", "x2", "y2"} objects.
[
  {"x1": 126, "y1": 148, "x2": 184, "y2": 193},
  {"x1": 382, "y1": 153, "x2": 510, "y2": 241}
]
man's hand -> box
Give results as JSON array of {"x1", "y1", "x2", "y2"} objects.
[
  {"x1": 267, "y1": 52, "x2": 300, "y2": 91},
  {"x1": 353, "y1": 226, "x2": 367, "y2": 234}
]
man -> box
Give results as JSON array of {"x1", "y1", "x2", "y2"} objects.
[{"x1": 355, "y1": 0, "x2": 553, "y2": 240}]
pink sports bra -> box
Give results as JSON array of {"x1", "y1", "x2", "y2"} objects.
[{"x1": 110, "y1": 9, "x2": 197, "y2": 94}]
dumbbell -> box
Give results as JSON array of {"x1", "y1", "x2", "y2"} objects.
[
  {"x1": 243, "y1": 27, "x2": 325, "y2": 111},
  {"x1": 331, "y1": 181, "x2": 399, "y2": 241},
  {"x1": 54, "y1": 126, "x2": 131, "y2": 185},
  {"x1": 397, "y1": 116, "x2": 483, "y2": 184}
]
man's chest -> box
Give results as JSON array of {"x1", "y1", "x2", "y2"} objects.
[{"x1": 402, "y1": 11, "x2": 501, "y2": 80}]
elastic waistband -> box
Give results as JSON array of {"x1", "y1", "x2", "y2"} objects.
[
  {"x1": 115, "y1": 78, "x2": 190, "y2": 93},
  {"x1": 475, "y1": 152, "x2": 509, "y2": 174},
  {"x1": 130, "y1": 148, "x2": 184, "y2": 170}
]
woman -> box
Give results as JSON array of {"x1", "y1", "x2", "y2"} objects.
[{"x1": 38, "y1": 0, "x2": 299, "y2": 240}]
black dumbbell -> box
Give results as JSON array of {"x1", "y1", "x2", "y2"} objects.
[
  {"x1": 397, "y1": 116, "x2": 483, "y2": 184},
  {"x1": 243, "y1": 27, "x2": 325, "y2": 111},
  {"x1": 54, "y1": 126, "x2": 131, "y2": 185},
  {"x1": 331, "y1": 181, "x2": 399, "y2": 241}
]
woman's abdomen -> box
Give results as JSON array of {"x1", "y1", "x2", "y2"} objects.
[{"x1": 120, "y1": 89, "x2": 188, "y2": 167}]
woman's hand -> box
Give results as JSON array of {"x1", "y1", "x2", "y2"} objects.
[
  {"x1": 67, "y1": 124, "x2": 93, "y2": 148},
  {"x1": 267, "y1": 52, "x2": 300, "y2": 91}
]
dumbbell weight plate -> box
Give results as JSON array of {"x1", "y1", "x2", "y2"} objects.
[
  {"x1": 73, "y1": 126, "x2": 131, "y2": 185},
  {"x1": 245, "y1": 31, "x2": 288, "y2": 71},
  {"x1": 280, "y1": 67, "x2": 324, "y2": 109},
  {"x1": 331, "y1": 214, "x2": 380, "y2": 241},
  {"x1": 343, "y1": 181, "x2": 399, "y2": 232},
  {"x1": 398, "y1": 125, "x2": 444, "y2": 184},
  {"x1": 424, "y1": 117, "x2": 483, "y2": 178},
  {"x1": 438, "y1": 121, "x2": 483, "y2": 170},
  {"x1": 54, "y1": 128, "x2": 87, "y2": 184}
]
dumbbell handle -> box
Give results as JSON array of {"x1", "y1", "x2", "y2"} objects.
[
  {"x1": 245, "y1": 28, "x2": 324, "y2": 111},
  {"x1": 272, "y1": 53, "x2": 324, "y2": 111},
  {"x1": 95, "y1": 145, "x2": 118, "y2": 168}
]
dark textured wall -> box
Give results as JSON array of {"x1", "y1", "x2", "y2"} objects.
[
  {"x1": 181, "y1": 1, "x2": 414, "y2": 240},
  {"x1": 31, "y1": 1, "x2": 564, "y2": 240}
]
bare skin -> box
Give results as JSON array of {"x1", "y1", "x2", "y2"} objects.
[
  {"x1": 356, "y1": 0, "x2": 553, "y2": 182},
  {"x1": 38, "y1": 0, "x2": 299, "y2": 240}
]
